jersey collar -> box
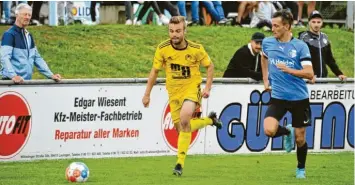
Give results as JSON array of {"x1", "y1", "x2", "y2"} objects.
[
  {"x1": 171, "y1": 39, "x2": 188, "y2": 50},
  {"x1": 307, "y1": 31, "x2": 322, "y2": 39},
  {"x1": 276, "y1": 37, "x2": 294, "y2": 43}
]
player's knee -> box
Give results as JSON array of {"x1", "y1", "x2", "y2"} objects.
[
  {"x1": 180, "y1": 119, "x2": 189, "y2": 129},
  {"x1": 264, "y1": 122, "x2": 277, "y2": 136},
  {"x1": 295, "y1": 136, "x2": 305, "y2": 147},
  {"x1": 263, "y1": 118, "x2": 278, "y2": 137}
]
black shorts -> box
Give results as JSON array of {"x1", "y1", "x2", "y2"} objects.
[{"x1": 265, "y1": 98, "x2": 311, "y2": 128}]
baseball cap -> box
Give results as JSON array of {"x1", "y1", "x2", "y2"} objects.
[
  {"x1": 309, "y1": 10, "x2": 323, "y2": 21},
  {"x1": 251, "y1": 32, "x2": 265, "y2": 42}
]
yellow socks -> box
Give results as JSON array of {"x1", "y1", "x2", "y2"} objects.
[
  {"x1": 190, "y1": 117, "x2": 213, "y2": 132},
  {"x1": 176, "y1": 132, "x2": 191, "y2": 168},
  {"x1": 176, "y1": 117, "x2": 213, "y2": 168}
]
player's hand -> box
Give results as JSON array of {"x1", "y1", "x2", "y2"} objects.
[
  {"x1": 12, "y1": 76, "x2": 24, "y2": 84},
  {"x1": 276, "y1": 63, "x2": 290, "y2": 73},
  {"x1": 338, "y1": 75, "x2": 347, "y2": 81},
  {"x1": 263, "y1": 80, "x2": 272, "y2": 91},
  {"x1": 142, "y1": 95, "x2": 150, "y2": 108},
  {"x1": 51, "y1": 74, "x2": 62, "y2": 82},
  {"x1": 309, "y1": 75, "x2": 316, "y2": 84},
  {"x1": 202, "y1": 88, "x2": 210, "y2": 98}
]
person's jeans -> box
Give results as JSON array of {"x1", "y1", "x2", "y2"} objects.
[
  {"x1": 3, "y1": 1, "x2": 27, "y2": 22},
  {"x1": 3, "y1": 1, "x2": 12, "y2": 22},
  {"x1": 57, "y1": 1, "x2": 73, "y2": 23},
  {"x1": 201, "y1": 1, "x2": 225, "y2": 22},
  {"x1": 177, "y1": 1, "x2": 199, "y2": 22}
]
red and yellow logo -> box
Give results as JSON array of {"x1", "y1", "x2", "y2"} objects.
[
  {"x1": 161, "y1": 103, "x2": 199, "y2": 151},
  {"x1": 0, "y1": 92, "x2": 32, "y2": 159}
]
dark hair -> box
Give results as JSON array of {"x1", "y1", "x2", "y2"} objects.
[{"x1": 272, "y1": 10, "x2": 293, "y2": 29}]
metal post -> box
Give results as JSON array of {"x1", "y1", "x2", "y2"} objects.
[
  {"x1": 346, "y1": 1, "x2": 354, "y2": 30},
  {"x1": 49, "y1": 1, "x2": 58, "y2": 26}
]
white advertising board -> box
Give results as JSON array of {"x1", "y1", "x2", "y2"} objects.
[
  {"x1": 205, "y1": 84, "x2": 354, "y2": 154},
  {"x1": 71, "y1": 1, "x2": 100, "y2": 24},
  {"x1": 0, "y1": 83, "x2": 353, "y2": 162}
]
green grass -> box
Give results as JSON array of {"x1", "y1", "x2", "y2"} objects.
[
  {"x1": 0, "y1": 152, "x2": 353, "y2": 185},
  {"x1": 0, "y1": 24, "x2": 353, "y2": 79}
]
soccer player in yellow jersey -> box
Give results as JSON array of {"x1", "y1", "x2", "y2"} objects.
[{"x1": 142, "y1": 16, "x2": 222, "y2": 176}]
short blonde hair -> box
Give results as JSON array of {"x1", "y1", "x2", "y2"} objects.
[{"x1": 169, "y1": 16, "x2": 186, "y2": 30}]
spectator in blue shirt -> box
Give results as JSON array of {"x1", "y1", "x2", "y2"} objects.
[{"x1": 1, "y1": 3, "x2": 61, "y2": 84}]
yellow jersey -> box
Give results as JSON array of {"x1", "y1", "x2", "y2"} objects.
[{"x1": 153, "y1": 39, "x2": 212, "y2": 90}]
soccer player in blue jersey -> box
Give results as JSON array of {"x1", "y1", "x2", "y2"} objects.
[{"x1": 261, "y1": 10, "x2": 314, "y2": 179}]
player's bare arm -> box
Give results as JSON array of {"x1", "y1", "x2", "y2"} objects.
[
  {"x1": 276, "y1": 63, "x2": 314, "y2": 80},
  {"x1": 142, "y1": 68, "x2": 159, "y2": 108},
  {"x1": 261, "y1": 54, "x2": 271, "y2": 91},
  {"x1": 202, "y1": 62, "x2": 214, "y2": 98}
]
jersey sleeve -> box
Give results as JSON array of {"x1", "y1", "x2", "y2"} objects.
[
  {"x1": 299, "y1": 42, "x2": 312, "y2": 66},
  {"x1": 153, "y1": 46, "x2": 164, "y2": 70},
  {"x1": 198, "y1": 45, "x2": 212, "y2": 67},
  {"x1": 261, "y1": 39, "x2": 268, "y2": 58}
]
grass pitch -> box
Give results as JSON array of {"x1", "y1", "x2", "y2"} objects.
[
  {"x1": 0, "y1": 152, "x2": 353, "y2": 185},
  {"x1": 0, "y1": 24, "x2": 352, "y2": 79}
]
